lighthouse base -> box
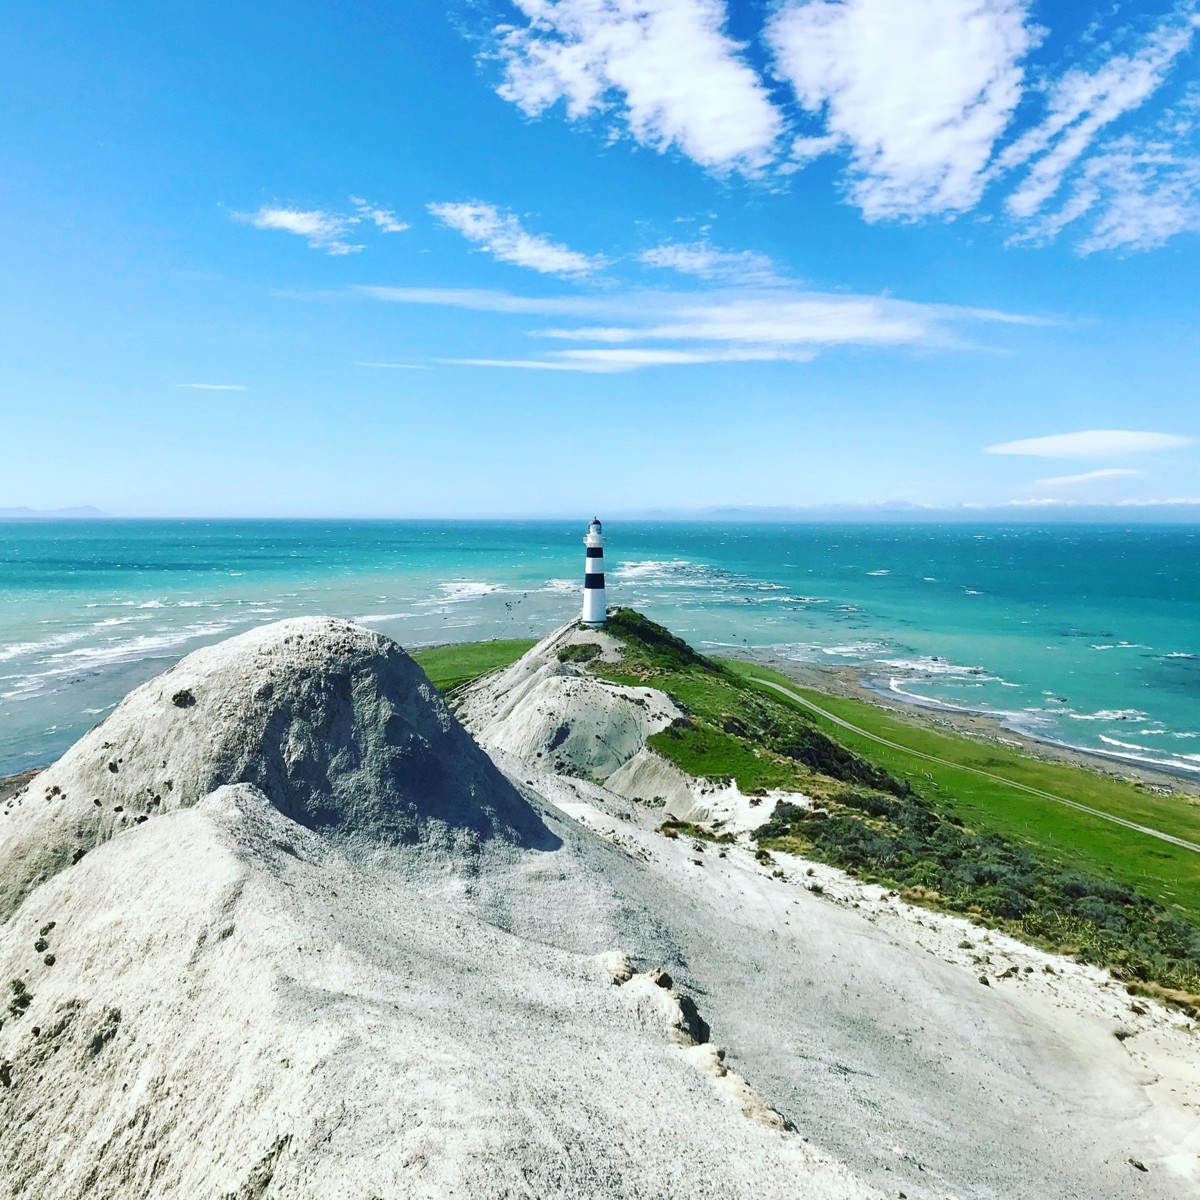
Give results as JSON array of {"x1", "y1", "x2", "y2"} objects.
[{"x1": 581, "y1": 590, "x2": 606, "y2": 627}]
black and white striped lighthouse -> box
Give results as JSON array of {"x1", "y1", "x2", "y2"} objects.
[{"x1": 581, "y1": 517, "x2": 606, "y2": 626}]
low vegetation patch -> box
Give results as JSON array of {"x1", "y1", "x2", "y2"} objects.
[
  {"x1": 756, "y1": 797, "x2": 1200, "y2": 1005},
  {"x1": 658, "y1": 820, "x2": 735, "y2": 844},
  {"x1": 7, "y1": 980, "x2": 32, "y2": 1019},
  {"x1": 557, "y1": 641, "x2": 602, "y2": 665}
]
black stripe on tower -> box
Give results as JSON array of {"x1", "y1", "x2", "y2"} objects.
[
  {"x1": 586, "y1": 547, "x2": 604, "y2": 558},
  {"x1": 584, "y1": 573, "x2": 605, "y2": 589}
]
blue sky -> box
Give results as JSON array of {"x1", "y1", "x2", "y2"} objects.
[{"x1": 2, "y1": 0, "x2": 1198, "y2": 517}]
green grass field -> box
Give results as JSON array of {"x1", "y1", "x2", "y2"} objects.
[
  {"x1": 724, "y1": 660, "x2": 1200, "y2": 925},
  {"x1": 411, "y1": 639, "x2": 535, "y2": 693}
]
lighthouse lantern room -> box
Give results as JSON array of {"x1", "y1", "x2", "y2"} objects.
[{"x1": 581, "y1": 517, "x2": 606, "y2": 627}]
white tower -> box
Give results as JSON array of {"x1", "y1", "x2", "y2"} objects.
[{"x1": 581, "y1": 517, "x2": 606, "y2": 627}]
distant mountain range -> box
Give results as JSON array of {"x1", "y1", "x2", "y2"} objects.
[
  {"x1": 0, "y1": 506, "x2": 109, "y2": 519},
  {"x1": 614, "y1": 502, "x2": 1200, "y2": 524}
]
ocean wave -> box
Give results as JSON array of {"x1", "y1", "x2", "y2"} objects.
[
  {"x1": 354, "y1": 612, "x2": 418, "y2": 623},
  {"x1": 612, "y1": 558, "x2": 774, "y2": 595},
  {"x1": 866, "y1": 569, "x2": 890, "y2": 576},
  {"x1": 1079, "y1": 744, "x2": 1200, "y2": 774},
  {"x1": 0, "y1": 629, "x2": 93, "y2": 663},
  {"x1": 822, "y1": 642, "x2": 889, "y2": 657},
  {"x1": 1099, "y1": 735, "x2": 1154, "y2": 753},
  {"x1": 876, "y1": 656, "x2": 1003, "y2": 682},
  {"x1": 1065, "y1": 708, "x2": 1148, "y2": 722},
  {"x1": 46, "y1": 621, "x2": 237, "y2": 669},
  {"x1": 415, "y1": 581, "x2": 506, "y2": 607},
  {"x1": 0, "y1": 621, "x2": 241, "y2": 701},
  {"x1": 614, "y1": 559, "x2": 692, "y2": 581}
]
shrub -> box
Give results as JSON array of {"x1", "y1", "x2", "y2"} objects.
[
  {"x1": 557, "y1": 642, "x2": 602, "y2": 665},
  {"x1": 756, "y1": 782, "x2": 1200, "y2": 997},
  {"x1": 7, "y1": 980, "x2": 31, "y2": 1018}
]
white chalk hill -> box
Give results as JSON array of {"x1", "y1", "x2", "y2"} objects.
[
  {"x1": 0, "y1": 618, "x2": 554, "y2": 923},
  {"x1": 0, "y1": 619, "x2": 874, "y2": 1200},
  {"x1": 458, "y1": 620, "x2": 776, "y2": 832}
]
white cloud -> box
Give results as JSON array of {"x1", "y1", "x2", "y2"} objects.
[
  {"x1": 1000, "y1": 13, "x2": 1200, "y2": 223},
  {"x1": 768, "y1": 0, "x2": 1033, "y2": 218},
  {"x1": 470, "y1": 3, "x2": 1200, "y2": 252},
  {"x1": 444, "y1": 346, "x2": 815, "y2": 372},
  {"x1": 353, "y1": 361, "x2": 428, "y2": 370},
  {"x1": 492, "y1": 0, "x2": 783, "y2": 173},
  {"x1": 357, "y1": 282, "x2": 1037, "y2": 370},
  {"x1": 238, "y1": 206, "x2": 364, "y2": 255},
  {"x1": 1031, "y1": 467, "x2": 1147, "y2": 487},
  {"x1": 1023, "y1": 130, "x2": 1200, "y2": 253},
  {"x1": 787, "y1": 133, "x2": 842, "y2": 167},
  {"x1": 639, "y1": 241, "x2": 783, "y2": 284},
  {"x1": 444, "y1": 357, "x2": 614, "y2": 372},
  {"x1": 1078, "y1": 140, "x2": 1200, "y2": 252},
  {"x1": 1007, "y1": 494, "x2": 1200, "y2": 507},
  {"x1": 354, "y1": 286, "x2": 612, "y2": 316},
  {"x1": 235, "y1": 198, "x2": 409, "y2": 254},
  {"x1": 537, "y1": 296, "x2": 951, "y2": 347},
  {"x1": 985, "y1": 430, "x2": 1195, "y2": 458},
  {"x1": 349, "y1": 197, "x2": 410, "y2": 234},
  {"x1": 428, "y1": 201, "x2": 602, "y2": 275},
  {"x1": 175, "y1": 383, "x2": 247, "y2": 391}
]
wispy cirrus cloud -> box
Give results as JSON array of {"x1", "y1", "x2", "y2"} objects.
[
  {"x1": 1071, "y1": 134, "x2": 1200, "y2": 253},
  {"x1": 639, "y1": 240, "x2": 784, "y2": 285},
  {"x1": 356, "y1": 282, "x2": 1043, "y2": 371},
  {"x1": 1031, "y1": 467, "x2": 1147, "y2": 487},
  {"x1": 353, "y1": 361, "x2": 428, "y2": 370},
  {"x1": 234, "y1": 198, "x2": 409, "y2": 255},
  {"x1": 428, "y1": 201, "x2": 603, "y2": 276},
  {"x1": 491, "y1": 0, "x2": 784, "y2": 174},
  {"x1": 348, "y1": 197, "x2": 410, "y2": 234},
  {"x1": 1000, "y1": 12, "x2": 1200, "y2": 225},
  {"x1": 985, "y1": 430, "x2": 1194, "y2": 457},
  {"x1": 768, "y1": 0, "x2": 1034, "y2": 219},
  {"x1": 445, "y1": 346, "x2": 816, "y2": 373}
]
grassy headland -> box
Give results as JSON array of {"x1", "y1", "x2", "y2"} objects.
[
  {"x1": 415, "y1": 612, "x2": 1200, "y2": 1005},
  {"x1": 411, "y1": 639, "x2": 536, "y2": 693}
]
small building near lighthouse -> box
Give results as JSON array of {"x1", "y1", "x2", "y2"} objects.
[{"x1": 581, "y1": 517, "x2": 606, "y2": 627}]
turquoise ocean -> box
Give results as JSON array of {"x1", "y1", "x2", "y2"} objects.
[{"x1": 1, "y1": 520, "x2": 1197, "y2": 778}]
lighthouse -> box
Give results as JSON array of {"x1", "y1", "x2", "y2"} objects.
[{"x1": 581, "y1": 517, "x2": 606, "y2": 627}]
